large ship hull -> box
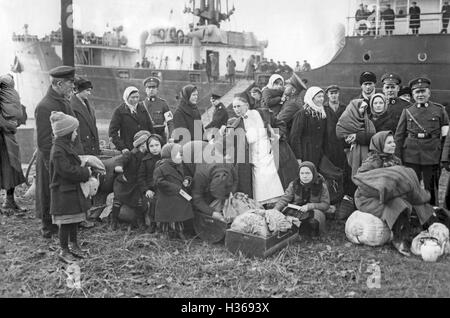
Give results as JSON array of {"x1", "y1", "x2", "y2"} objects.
[{"x1": 300, "y1": 34, "x2": 450, "y2": 105}]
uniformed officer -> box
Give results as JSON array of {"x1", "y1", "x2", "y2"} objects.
[
  {"x1": 142, "y1": 76, "x2": 174, "y2": 143},
  {"x1": 394, "y1": 77, "x2": 449, "y2": 205},
  {"x1": 204, "y1": 92, "x2": 228, "y2": 140},
  {"x1": 381, "y1": 72, "x2": 411, "y2": 130}
]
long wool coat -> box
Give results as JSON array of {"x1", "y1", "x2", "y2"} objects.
[
  {"x1": 173, "y1": 100, "x2": 205, "y2": 143},
  {"x1": 35, "y1": 86, "x2": 83, "y2": 218},
  {"x1": 113, "y1": 150, "x2": 144, "y2": 207},
  {"x1": 153, "y1": 159, "x2": 194, "y2": 223},
  {"x1": 70, "y1": 95, "x2": 100, "y2": 155},
  {"x1": 227, "y1": 108, "x2": 298, "y2": 198},
  {"x1": 261, "y1": 88, "x2": 284, "y2": 116},
  {"x1": 137, "y1": 152, "x2": 161, "y2": 194},
  {"x1": 108, "y1": 102, "x2": 154, "y2": 151},
  {"x1": 49, "y1": 138, "x2": 90, "y2": 216}
]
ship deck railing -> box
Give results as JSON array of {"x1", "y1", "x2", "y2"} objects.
[{"x1": 346, "y1": 11, "x2": 449, "y2": 37}]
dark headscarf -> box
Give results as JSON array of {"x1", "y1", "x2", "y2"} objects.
[
  {"x1": 293, "y1": 161, "x2": 323, "y2": 203},
  {"x1": 181, "y1": 84, "x2": 198, "y2": 106},
  {"x1": 369, "y1": 130, "x2": 392, "y2": 154}
]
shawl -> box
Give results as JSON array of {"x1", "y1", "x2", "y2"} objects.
[
  {"x1": 304, "y1": 86, "x2": 326, "y2": 119},
  {"x1": 122, "y1": 86, "x2": 139, "y2": 111}
]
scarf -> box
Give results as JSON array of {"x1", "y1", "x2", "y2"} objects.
[
  {"x1": 304, "y1": 86, "x2": 326, "y2": 119},
  {"x1": 336, "y1": 99, "x2": 376, "y2": 138},
  {"x1": 122, "y1": 86, "x2": 139, "y2": 113},
  {"x1": 265, "y1": 74, "x2": 284, "y2": 90},
  {"x1": 178, "y1": 85, "x2": 201, "y2": 119},
  {"x1": 369, "y1": 93, "x2": 388, "y2": 118},
  {"x1": 293, "y1": 161, "x2": 323, "y2": 203},
  {"x1": 368, "y1": 130, "x2": 402, "y2": 167}
]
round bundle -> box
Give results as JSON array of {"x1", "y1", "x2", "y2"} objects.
[{"x1": 345, "y1": 210, "x2": 391, "y2": 246}]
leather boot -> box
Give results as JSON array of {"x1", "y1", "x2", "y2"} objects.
[
  {"x1": 2, "y1": 195, "x2": 26, "y2": 212},
  {"x1": 110, "y1": 206, "x2": 120, "y2": 230}
]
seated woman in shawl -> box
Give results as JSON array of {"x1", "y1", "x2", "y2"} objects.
[
  {"x1": 354, "y1": 131, "x2": 435, "y2": 256},
  {"x1": 336, "y1": 98, "x2": 376, "y2": 178},
  {"x1": 289, "y1": 87, "x2": 328, "y2": 168},
  {"x1": 261, "y1": 74, "x2": 286, "y2": 116},
  {"x1": 369, "y1": 93, "x2": 396, "y2": 133},
  {"x1": 172, "y1": 85, "x2": 205, "y2": 144},
  {"x1": 274, "y1": 161, "x2": 330, "y2": 237}
]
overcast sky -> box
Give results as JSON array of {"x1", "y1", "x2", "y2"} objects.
[{"x1": 0, "y1": 0, "x2": 352, "y2": 74}]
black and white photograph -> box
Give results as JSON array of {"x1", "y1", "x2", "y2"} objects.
[{"x1": 1, "y1": 0, "x2": 450, "y2": 301}]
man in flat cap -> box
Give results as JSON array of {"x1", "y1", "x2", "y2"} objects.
[
  {"x1": 142, "y1": 76, "x2": 173, "y2": 143},
  {"x1": 35, "y1": 65, "x2": 83, "y2": 238},
  {"x1": 205, "y1": 92, "x2": 228, "y2": 141},
  {"x1": 276, "y1": 73, "x2": 307, "y2": 136},
  {"x1": 70, "y1": 77, "x2": 100, "y2": 156},
  {"x1": 382, "y1": 72, "x2": 411, "y2": 130},
  {"x1": 395, "y1": 77, "x2": 449, "y2": 206}
]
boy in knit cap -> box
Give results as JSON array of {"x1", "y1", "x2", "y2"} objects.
[
  {"x1": 49, "y1": 111, "x2": 92, "y2": 263},
  {"x1": 111, "y1": 130, "x2": 151, "y2": 230}
]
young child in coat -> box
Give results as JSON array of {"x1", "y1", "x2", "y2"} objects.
[
  {"x1": 49, "y1": 111, "x2": 91, "y2": 263},
  {"x1": 153, "y1": 143, "x2": 194, "y2": 240},
  {"x1": 111, "y1": 130, "x2": 151, "y2": 230},
  {"x1": 274, "y1": 161, "x2": 330, "y2": 237},
  {"x1": 137, "y1": 134, "x2": 163, "y2": 233}
]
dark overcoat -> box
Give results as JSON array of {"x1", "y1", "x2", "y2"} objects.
[
  {"x1": 49, "y1": 138, "x2": 90, "y2": 216},
  {"x1": 261, "y1": 88, "x2": 283, "y2": 116},
  {"x1": 153, "y1": 159, "x2": 194, "y2": 223},
  {"x1": 108, "y1": 102, "x2": 154, "y2": 151},
  {"x1": 276, "y1": 95, "x2": 304, "y2": 135},
  {"x1": 205, "y1": 103, "x2": 228, "y2": 130},
  {"x1": 382, "y1": 8, "x2": 396, "y2": 30},
  {"x1": 289, "y1": 108, "x2": 328, "y2": 167},
  {"x1": 409, "y1": 6, "x2": 421, "y2": 28},
  {"x1": 70, "y1": 95, "x2": 100, "y2": 155},
  {"x1": 228, "y1": 108, "x2": 298, "y2": 198},
  {"x1": 137, "y1": 152, "x2": 161, "y2": 194},
  {"x1": 324, "y1": 103, "x2": 347, "y2": 169},
  {"x1": 370, "y1": 111, "x2": 397, "y2": 133},
  {"x1": 35, "y1": 87, "x2": 83, "y2": 218},
  {"x1": 173, "y1": 100, "x2": 205, "y2": 143},
  {"x1": 386, "y1": 97, "x2": 411, "y2": 130},
  {"x1": 113, "y1": 150, "x2": 144, "y2": 207}
]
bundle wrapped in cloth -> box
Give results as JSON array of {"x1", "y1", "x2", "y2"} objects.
[
  {"x1": 79, "y1": 155, "x2": 106, "y2": 175},
  {"x1": 230, "y1": 209, "x2": 300, "y2": 238},
  {"x1": 345, "y1": 210, "x2": 392, "y2": 246},
  {"x1": 411, "y1": 223, "x2": 450, "y2": 257},
  {"x1": 222, "y1": 192, "x2": 263, "y2": 223}
]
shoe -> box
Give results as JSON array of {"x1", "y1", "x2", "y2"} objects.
[
  {"x1": 2, "y1": 197, "x2": 27, "y2": 212},
  {"x1": 58, "y1": 249, "x2": 78, "y2": 263},
  {"x1": 41, "y1": 225, "x2": 59, "y2": 238},
  {"x1": 70, "y1": 245, "x2": 88, "y2": 259},
  {"x1": 79, "y1": 220, "x2": 95, "y2": 229},
  {"x1": 392, "y1": 240, "x2": 411, "y2": 257}
]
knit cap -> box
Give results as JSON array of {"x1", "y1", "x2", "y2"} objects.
[
  {"x1": 50, "y1": 111, "x2": 79, "y2": 137},
  {"x1": 133, "y1": 130, "x2": 151, "y2": 148}
]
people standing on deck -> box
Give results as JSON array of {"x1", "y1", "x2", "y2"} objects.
[
  {"x1": 382, "y1": 4, "x2": 396, "y2": 36},
  {"x1": 244, "y1": 55, "x2": 256, "y2": 80},
  {"x1": 268, "y1": 59, "x2": 278, "y2": 74},
  {"x1": 35, "y1": 66, "x2": 84, "y2": 238},
  {"x1": 142, "y1": 76, "x2": 174, "y2": 144},
  {"x1": 381, "y1": 73, "x2": 411, "y2": 130},
  {"x1": 210, "y1": 53, "x2": 219, "y2": 82},
  {"x1": 226, "y1": 55, "x2": 236, "y2": 84},
  {"x1": 394, "y1": 77, "x2": 449, "y2": 206},
  {"x1": 301, "y1": 60, "x2": 311, "y2": 72},
  {"x1": 109, "y1": 86, "x2": 154, "y2": 153},
  {"x1": 409, "y1": 2, "x2": 421, "y2": 35},
  {"x1": 281, "y1": 61, "x2": 293, "y2": 77},
  {"x1": 294, "y1": 61, "x2": 302, "y2": 72},
  {"x1": 441, "y1": 1, "x2": 450, "y2": 34},
  {"x1": 70, "y1": 77, "x2": 100, "y2": 156}
]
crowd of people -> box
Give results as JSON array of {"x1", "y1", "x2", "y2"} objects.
[
  {"x1": 355, "y1": 1, "x2": 450, "y2": 36},
  {"x1": 1, "y1": 62, "x2": 450, "y2": 263}
]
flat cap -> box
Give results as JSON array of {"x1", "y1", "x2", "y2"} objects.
[
  {"x1": 325, "y1": 85, "x2": 340, "y2": 94},
  {"x1": 381, "y1": 72, "x2": 401, "y2": 85},
  {"x1": 49, "y1": 66, "x2": 75, "y2": 79},
  {"x1": 409, "y1": 77, "x2": 431, "y2": 90},
  {"x1": 74, "y1": 77, "x2": 93, "y2": 92},
  {"x1": 143, "y1": 76, "x2": 160, "y2": 87},
  {"x1": 360, "y1": 71, "x2": 377, "y2": 85},
  {"x1": 398, "y1": 86, "x2": 412, "y2": 96},
  {"x1": 211, "y1": 92, "x2": 222, "y2": 99}
]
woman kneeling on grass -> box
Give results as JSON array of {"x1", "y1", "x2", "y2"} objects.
[
  {"x1": 274, "y1": 161, "x2": 330, "y2": 237},
  {"x1": 49, "y1": 111, "x2": 91, "y2": 263}
]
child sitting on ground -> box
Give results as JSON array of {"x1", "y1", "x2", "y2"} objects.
[
  {"x1": 153, "y1": 143, "x2": 194, "y2": 240},
  {"x1": 274, "y1": 161, "x2": 330, "y2": 237},
  {"x1": 49, "y1": 111, "x2": 91, "y2": 263},
  {"x1": 138, "y1": 134, "x2": 163, "y2": 233},
  {"x1": 111, "y1": 130, "x2": 151, "y2": 230}
]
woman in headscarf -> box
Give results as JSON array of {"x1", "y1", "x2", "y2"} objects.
[
  {"x1": 108, "y1": 86, "x2": 154, "y2": 153},
  {"x1": 172, "y1": 84, "x2": 205, "y2": 144},
  {"x1": 369, "y1": 93, "x2": 396, "y2": 133},
  {"x1": 353, "y1": 131, "x2": 435, "y2": 256},
  {"x1": 275, "y1": 161, "x2": 330, "y2": 236},
  {"x1": 261, "y1": 74, "x2": 285, "y2": 116},
  {"x1": 227, "y1": 93, "x2": 298, "y2": 205},
  {"x1": 289, "y1": 87, "x2": 328, "y2": 168},
  {"x1": 336, "y1": 98, "x2": 376, "y2": 178}
]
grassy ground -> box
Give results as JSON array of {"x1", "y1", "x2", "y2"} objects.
[{"x1": 1, "y1": 174, "x2": 450, "y2": 298}]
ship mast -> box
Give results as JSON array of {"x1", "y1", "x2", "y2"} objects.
[
  {"x1": 61, "y1": 0, "x2": 75, "y2": 66},
  {"x1": 186, "y1": 0, "x2": 235, "y2": 28}
]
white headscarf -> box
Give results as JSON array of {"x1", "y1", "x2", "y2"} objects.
[
  {"x1": 304, "y1": 86, "x2": 326, "y2": 119},
  {"x1": 123, "y1": 86, "x2": 139, "y2": 111},
  {"x1": 265, "y1": 74, "x2": 284, "y2": 90}
]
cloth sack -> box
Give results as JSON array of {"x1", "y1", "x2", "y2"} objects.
[
  {"x1": 345, "y1": 210, "x2": 392, "y2": 246},
  {"x1": 230, "y1": 210, "x2": 270, "y2": 237},
  {"x1": 80, "y1": 176, "x2": 100, "y2": 199},
  {"x1": 223, "y1": 192, "x2": 263, "y2": 223},
  {"x1": 411, "y1": 223, "x2": 450, "y2": 256}
]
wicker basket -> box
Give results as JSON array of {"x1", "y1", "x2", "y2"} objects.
[
  {"x1": 336, "y1": 197, "x2": 355, "y2": 220},
  {"x1": 345, "y1": 210, "x2": 392, "y2": 247}
]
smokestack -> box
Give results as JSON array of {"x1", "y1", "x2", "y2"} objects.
[{"x1": 61, "y1": 0, "x2": 74, "y2": 66}]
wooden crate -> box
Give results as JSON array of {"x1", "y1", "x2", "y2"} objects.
[{"x1": 225, "y1": 227, "x2": 298, "y2": 258}]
